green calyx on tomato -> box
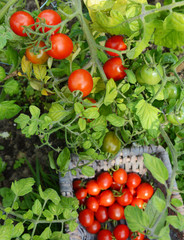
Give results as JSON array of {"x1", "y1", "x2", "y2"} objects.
[
  {"x1": 102, "y1": 131, "x2": 121, "y2": 154},
  {"x1": 136, "y1": 64, "x2": 164, "y2": 85},
  {"x1": 167, "y1": 102, "x2": 184, "y2": 126},
  {"x1": 0, "y1": 66, "x2": 6, "y2": 81},
  {"x1": 165, "y1": 82, "x2": 181, "y2": 100}
]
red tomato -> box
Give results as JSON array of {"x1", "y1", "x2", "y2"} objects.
[
  {"x1": 68, "y1": 69, "x2": 93, "y2": 98},
  {"x1": 78, "y1": 209, "x2": 94, "y2": 227},
  {"x1": 116, "y1": 188, "x2": 133, "y2": 206},
  {"x1": 131, "y1": 198, "x2": 145, "y2": 209},
  {"x1": 129, "y1": 188, "x2": 136, "y2": 197},
  {"x1": 113, "y1": 168, "x2": 127, "y2": 184},
  {"x1": 126, "y1": 173, "x2": 141, "y2": 189},
  {"x1": 95, "y1": 206, "x2": 108, "y2": 223},
  {"x1": 108, "y1": 202, "x2": 125, "y2": 220},
  {"x1": 86, "y1": 197, "x2": 99, "y2": 212},
  {"x1": 103, "y1": 57, "x2": 127, "y2": 81},
  {"x1": 97, "y1": 229, "x2": 112, "y2": 240},
  {"x1": 36, "y1": 9, "x2": 62, "y2": 34},
  {"x1": 47, "y1": 33, "x2": 73, "y2": 59},
  {"x1": 86, "y1": 180, "x2": 101, "y2": 196},
  {"x1": 111, "y1": 182, "x2": 123, "y2": 191},
  {"x1": 26, "y1": 41, "x2": 49, "y2": 64},
  {"x1": 99, "y1": 190, "x2": 115, "y2": 207},
  {"x1": 113, "y1": 224, "x2": 129, "y2": 240},
  {"x1": 86, "y1": 220, "x2": 101, "y2": 234},
  {"x1": 75, "y1": 188, "x2": 87, "y2": 200},
  {"x1": 130, "y1": 231, "x2": 145, "y2": 240},
  {"x1": 10, "y1": 11, "x2": 35, "y2": 37},
  {"x1": 97, "y1": 172, "x2": 113, "y2": 190},
  {"x1": 73, "y1": 179, "x2": 82, "y2": 191},
  {"x1": 136, "y1": 183, "x2": 154, "y2": 200},
  {"x1": 105, "y1": 35, "x2": 127, "y2": 56}
]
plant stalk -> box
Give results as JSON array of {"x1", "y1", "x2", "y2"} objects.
[{"x1": 0, "y1": 0, "x2": 18, "y2": 21}]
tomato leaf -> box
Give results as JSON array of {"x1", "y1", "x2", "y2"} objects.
[
  {"x1": 33, "y1": 64, "x2": 47, "y2": 81},
  {"x1": 11, "y1": 223, "x2": 24, "y2": 238},
  {"x1": 32, "y1": 199, "x2": 42, "y2": 216},
  {"x1": 171, "y1": 198, "x2": 183, "y2": 207},
  {"x1": 0, "y1": 101, "x2": 21, "y2": 120},
  {"x1": 152, "y1": 196, "x2": 166, "y2": 212},
  {"x1": 21, "y1": 56, "x2": 32, "y2": 79},
  {"x1": 57, "y1": 147, "x2": 70, "y2": 176},
  {"x1": 40, "y1": 227, "x2": 52, "y2": 239},
  {"x1": 11, "y1": 178, "x2": 35, "y2": 197},
  {"x1": 48, "y1": 103, "x2": 70, "y2": 121},
  {"x1": 106, "y1": 114, "x2": 124, "y2": 127},
  {"x1": 78, "y1": 118, "x2": 86, "y2": 131},
  {"x1": 125, "y1": 69, "x2": 136, "y2": 84},
  {"x1": 81, "y1": 166, "x2": 95, "y2": 177},
  {"x1": 166, "y1": 212, "x2": 184, "y2": 232},
  {"x1": 90, "y1": 116, "x2": 107, "y2": 131},
  {"x1": 157, "y1": 225, "x2": 171, "y2": 240},
  {"x1": 83, "y1": 107, "x2": 99, "y2": 119},
  {"x1": 143, "y1": 153, "x2": 169, "y2": 184},
  {"x1": 39, "y1": 186, "x2": 60, "y2": 205},
  {"x1": 91, "y1": 77, "x2": 106, "y2": 94},
  {"x1": 135, "y1": 99, "x2": 160, "y2": 130},
  {"x1": 3, "y1": 79, "x2": 19, "y2": 96},
  {"x1": 104, "y1": 78, "x2": 117, "y2": 106}
]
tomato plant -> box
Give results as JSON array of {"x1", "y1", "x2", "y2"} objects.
[
  {"x1": 108, "y1": 202, "x2": 125, "y2": 220},
  {"x1": 36, "y1": 9, "x2": 62, "y2": 34},
  {"x1": 47, "y1": 33, "x2": 73, "y2": 59},
  {"x1": 136, "y1": 64, "x2": 163, "y2": 85},
  {"x1": 113, "y1": 224, "x2": 130, "y2": 240},
  {"x1": 10, "y1": 11, "x2": 35, "y2": 36},
  {"x1": 86, "y1": 180, "x2": 101, "y2": 196},
  {"x1": 26, "y1": 41, "x2": 49, "y2": 65},
  {"x1": 113, "y1": 168, "x2": 127, "y2": 184},
  {"x1": 167, "y1": 103, "x2": 184, "y2": 125},
  {"x1": 102, "y1": 132, "x2": 121, "y2": 154},
  {"x1": 97, "y1": 172, "x2": 113, "y2": 190},
  {"x1": 68, "y1": 69, "x2": 93, "y2": 98},
  {"x1": 105, "y1": 35, "x2": 127, "y2": 56},
  {"x1": 78, "y1": 209, "x2": 94, "y2": 227},
  {"x1": 136, "y1": 183, "x2": 154, "y2": 200},
  {"x1": 103, "y1": 57, "x2": 127, "y2": 81},
  {"x1": 86, "y1": 220, "x2": 101, "y2": 234},
  {"x1": 97, "y1": 229, "x2": 112, "y2": 240}
]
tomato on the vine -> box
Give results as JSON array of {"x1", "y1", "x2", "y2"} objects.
[
  {"x1": 0, "y1": 66, "x2": 6, "y2": 81},
  {"x1": 26, "y1": 41, "x2": 49, "y2": 64},
  {"x1": 79, "y1": 209, "x2": 94, "y2": 227},
  {"x1": 95, "y1": 206, "x2": 108, "y2": 223},
  {"x1": 167, "y1": 102, "x2": 184, "y2": 125},
  {"x1": 97, "y1": 172, "x2": 113, "y2": 190},
  {"x1": 75, "y1": 188, "x2": 87, "y2": 200},
  {"x1": 86, "y1": 220, "x2": 101, "y2": 234},
  {"x1": 113, "y1": 224, "x2": 130, "y2": 240},
  {"x1": 136, "y1": 64, "x2": 163, "y2": 85},
  {"x1": 131, "y1": 198, "x2": 145, "y2": 209},
  {"x1": 136, "y1": 183, "x2": 154, "y2": 200},
  {"x1": 99, "y1": 190, "x2": 115, "y2": 207},
  {"x1": 102, "y1": 131, "x2": 121, "y2": 155},
  {"x1": 36, "y1": 9, "x2": 62, "y2": 34},
  {"x1": 165, "y1": 82, "x2": 181, "y2": 100},
  {"x1": 68, "y1": 69, "x2": 93, "y2": 98},
  {"x1": 103, "y1": 57, "x2": 127, "y2": 81},
  {"x1": 126, "y1": 173, "x2": 141, "y2": 189},
  {"x1": 97, "y1": 229, "x2": 112, "y2": 240},
  {"x1": 10, "y1": 11, "x2": 35, "y2": 37},
  {"x1": 86, "y1": 180, "x2": 101, "y2": 196},
  {"x1": 73, "y1": 179, "x2": 82, "y2": 191},
  {"x1": 86, "y1": 197, "x2": 99, "y2": 212},
  {"x1": 47, "y1": 33, "x2": 73, "y2": 60},
  {"x1": 116, "y1": 188, "x2": 133, "y2": 206},
  {"x1": 105, "y1": 35, "x2": 127, "y2": 56},
  {"x1": 108, "y1": 202, "x2": 125, "y2": 220},
  {"x1": 130, "y1": 231, "x2": 145, "y2": 240},
  {"x1": 113, "y1": 168, "x2": 127, "y2": 184}
]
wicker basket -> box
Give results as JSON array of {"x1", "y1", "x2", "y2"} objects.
[{"x1": 59, "y1": 145, "x2": 184, "y2": 240}]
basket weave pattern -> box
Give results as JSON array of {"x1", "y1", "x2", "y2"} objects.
[{"x1": 59, "y1": 145, "x2": 184, "y2": 240}]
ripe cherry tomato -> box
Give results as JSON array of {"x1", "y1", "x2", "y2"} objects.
[
  {"x1": 113, "y1": 168, "x2": 127, "y2": 184},
  {"x1": 136, "y1": 183, "x2": 154, "y2": 200},
  {"x1": 130, "y1": 231, "x2": 145, "y2": 240},
  {"x1": 126, "y1": 173, "x2": 141, "y2": 189},
  {"x1": 103, "y1": 57, "x2": 127, "y2": 81},
  {"x1": 165, "y1": 82, "x2": 181, "y2": 100},
  {"x1": 97, "y1": 172, "x2": 113, "y2": 190},
  {"x1": 102, "y1": 132, "x2": 121, "y2": 155},
  {"x1": 116, "y1": 188, "x2": 133, "y2": 206},
  {"x1": 108, "y1": 202, "x2": 125, "y2": 220},
  {"x1": 10, "y1": 11, "x2": 35, "y2": 37},
  {"x1": 86, "y1": 197, "x2": 99, "y2": 212},
  {"x1": 86, "y1": 180, "x2": 101, "y2": 196},
  {"x1": 86, "y1": 220, "x2": 101, "y2": 234},
  {"x1": 95, "y1": 206, "x2": 108, "y2": 223},
  {"x1": 36, "y1": 9, "x2": 62, "y2": 34},
  {"x1": 99, "y1": 190, "x2": 115, "y2": 207},
  {"x1": 73, "y1": 179, "x2": 82, "y2": 191},
  {"x1": 26, "y1": 41, "x2": 49, "y2": 64},
  {"x1": 68, "y1": 69, "x2": 93, "y2": 98},
  {"x1": 97, "y1": 229, "x2": 112, "y2": 240},
  {"x1": 47, "y1": 33, "x2": 73, "y2": 60},
  {"x1": 75, "y1": 188, "x2": 87, "y2": 200},
  {"x1": 113, "y1": 224, "x2": 129, "y2": 240},
  {"x1": 78, "y1": 209, "x2": 94, "y2": 227},
  {"x1": 131, "y1": 198, "x2": 145, "y2": 209},
  {"x1": 105, "y1": 35, "x2": 127, "y2": 56},
  {"x1": 136, "y1": 64, "x2": 163, "y2": 85}
]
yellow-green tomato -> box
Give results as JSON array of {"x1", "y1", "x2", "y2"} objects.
[
  {"x1": 102, "y1": 131, "x2": 121, "y2": 154},
  {"x1": 136, "y1": 64, "x2": 164, "y2": 85}
]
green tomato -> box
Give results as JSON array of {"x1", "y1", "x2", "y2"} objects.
[
  {"x1": 165, "y1": 82, "x2": 181, "y2": 100},
  {"x1": 102, "y1": 131, "x2": 121, "y2": 154},
  {"x1": 0, "y1": 66, "x2": 6, "y2": 81},
  {"x1": 167, "y1": 103, "x2": 184, "y2": 126},
  {"x1": 136, "y1": 64, "x2": 164, "y2": 85}
]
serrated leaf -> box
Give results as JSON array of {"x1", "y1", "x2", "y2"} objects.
[
  {"x1": 153, "y1": 196, "x2": 166, "y2": 212},
  {"x1": 81, "y1": 166, "x2": 95, "y2": 177},
  {"x1": 14, "y1": 113, "x2": 30, "y2": 129},
  {"x1": 158, "y1": 225, "x2": 171, "y2": 240},
  {"x1": 39, "y1": 186, "x2": 60, "y2": 205},
  {"x1": 78, "y1": 118, "x2": 86, "y2": 131},
  {"x1": 90, "y1": 116, "x2": 107, "y2": 131},
  {"x1": 125, "y1": 69, "x2": 136, "y2": 84},
  {"x1": 23, "y1": 210, "x2": 33, "y2": 219},
  {"x1": 104, "y1": 78, "x2": 117, "y2": 106},
  {"x1": 167, "y1": 213, "x2": 184, "y2": 232},
  {"x1": 28, "y1": 223, "x2": 34, "y2": 230},
  {"x1": 146, "y1": 85, "x2": 164, "y2": 101},
  {"x1": 12, "y1": 222, "x2": 24, "y2": 238},
  {"x1": 83, "y1": 107, "x2": 99, "y2": 119},
  {"x1": 40, "y1": 227, "x2": 52, "y2": 239},
  {"x1": 33, "y1": 64, "x2": 47, "y2": 81},
  {"x1": 106, "y1": 113, "x2": 124, "y2": 127},
  {"x1": 117, "y1": 103, "x2": 126, "y2": 112},
  {"x1": 0, "y1": 225, "x2": 13, "y2": 240},
  {"x1": 32, "y1": 199, "x2": 42, "y2": 216},
  {"x1": 48, "y1": 103, "x2": 69, "y2": 121},
  {"x1": 120, "y1": 83, "x2": 130, "y2": 94},
  {"x1": 22, "y1": 233, "x2": 31, "y2": 240},
  {"x1": 30, "y1": 79, "x2": 43, "y2": 90},
  {"x1": 48, "y1": 151, "x2": 56, "y2": 170},
  {"x1": 43, "y1": 210, "x2": 54, "y2": 221},
  {"x1": 57, "y1": 147, "x2": 70, "y2": 175},
  {"x1": 97, "y1": 50, "x2": 108, "y2": 63},
  {"x1": 136, "y1": 99, "x2": 160, "y2": 130},
  {"x1": 30, "y1": 105, "x2": 40, "y2": 118},
  {"x1": 68, "y1": 221, "x2": 78, "y2": 232},
  {"x1": 74, "y1": 102, "x2": 84, "y2": 116},
  {"x1": 143, "y1": 153, "x2": 169, "y2": 184},
  {"x1": 3, "y1": 79, "x2": 19, "y2": 96},
  {"x1": 0, "y1": 36, "x2": 7, "y2": 49},
  {"x1": 83, "y1": 141, "x2": 92, "y2": 149},
  {"x1": 0, "y1": 101, "x2": 21, "y2": 120},
  {"x1": 28, "y1": 121, "x2": 38, "y2": 135},
  {"x1": 21, "y1": 56, "x2": 32, "y2": 79},
  {"x1": 171, "y1": 198, "x2": 183, "y2": 207},
  {"x1": 91, "y1": 77, "x2": 106, "y2": 94},
  {"x1": 11, "y1": 178, "x2": 35, "y2": 197},
  {"x1": 48, "y1": 202, "x2": 63, "y2": 216}
]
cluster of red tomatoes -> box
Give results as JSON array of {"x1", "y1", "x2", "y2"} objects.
[{"x1": 73, "y1": 168, "x2": 153, "y2": 240}]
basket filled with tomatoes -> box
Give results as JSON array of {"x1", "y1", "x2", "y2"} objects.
[{"x1": 59, "y1": 145, "x2": 184, "y2": 240}]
